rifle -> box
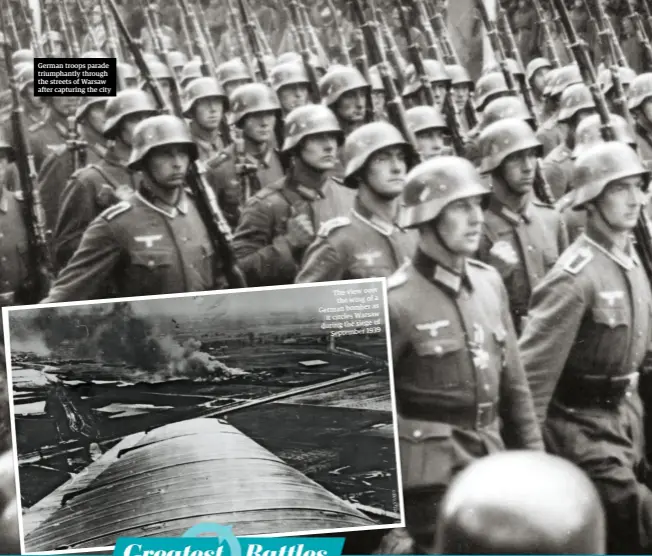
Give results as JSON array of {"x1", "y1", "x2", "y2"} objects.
[
  {"x1": 430, "y1": 9, "x2": 459, "y2": 65},
  {"x1": 66, "y1": 115, "x2": 87, "y2": 174},
  {"x1": 412, "y1": 0, "x2": 444, "y2": 62},
  {"x1": 106, "y1": 0, "x2": 247, "y2": 290},
  {"x1": 624, "y1": 0, "x2": 652, "y2": 70},
  {"x1": 237, "y1": 0, "x2": 269, "y2": 84},
  {"x1": 300, "y1": 2, "x2": 329, "y2": 67},
  {"x1": 43, "y1": 7, "x2": 58, "y2": 56},
  {"x1": 640, "y1": 0, "x2": 652, "y2": 41},
  {"x1": 0, "y1": 3, "x2": 52, "y2": 303},
  {"x1": 53, "y1": 1, "x2": 73, "y2": 57},
  {"x1": 287, "y1": 0, "x2": 320, "y2": 103},
  {"x1": 175, "y1": 0, "x2": 195, "y2": 57},
  {"x1": 224, "y1": 0, "x2": 255, "y2": 79},
  {"x1": 191, "y1": 0, "x2": 219, "y2": 66},
  {"x1": 375, "y1": 9, "x2": 406, "y2": 90},
  {"x1": 74, "y1": 0, "x2": 101, "y2": 51},
  {"x1": 17, "y1": 0, "x2": 43, "y2": 56},
  {"x1": 5, "y1": 0, "x2": 20, "y2": 48},
  {"x1": 532, "y1": 0, "x2": 561, "y2": 68},
  {"x1": 497, "y1": 2, "x2": 539, "y2": 126},
  {"x1": 325, "y1": 0, "x2": 352, "y2": 65}
]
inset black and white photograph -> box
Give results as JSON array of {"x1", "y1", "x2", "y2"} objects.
[{"x1": 2, "y1": 278, "x2": 402, "y2": 554}]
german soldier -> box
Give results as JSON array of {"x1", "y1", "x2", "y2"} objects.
[
  {"x1": 53, "y1": 89, "x2": 158, "y2": 271},
  {"x1": 270, "y1": 62, "x2": 311, "y2": 116},
  {"x1": 598, "y1": 65, "x2": 637, "y2": 113},
  {"x1": 476, "y1": 118, "x2": 569, "y2": 335},
  {"x1": 405, "y1": 106, "x2": 453, "y2": 161},
  {"x1": 628, "y1": 72, "x2": 652, "y2": 165},
  {"x1": 182, "y1": 77, "x2": 228, "y2": 162},
  {"x1": 519, "y1": 141, "x2": 652, "y2": 554},
  {"x1": 216, "y1": 58, "x2": 254, "y2": 98},
  {"x1": 205, "y1": 83, "x2": 284, "y2": 228},
  {"x1": 445, "y1": 64, "x2": 474, "y2": 132},
  {"x1": 525, "y1": 57, "x2": 552, "y2": 106},
  {"x1": 318, "y1": 65, "x2": 370, "y2": 137},
  {"x1": 39, "y1": 30, "x2": 65, "y2": 58},
  {"x1": 401, "y1": 60, "x2": 451, "y2": 112},
  {"x1": 296, "y1": 121, "x2": 418, "y2": 283},
  {"x1": 232, "y1": 104, "x2": 355, "y2": 286},
  {"x1": 43, "y1": 115, "x2": 227, "y2": 302},
  {"x1": 390, "y1": 155, "x2": 543, "y2": 551}
]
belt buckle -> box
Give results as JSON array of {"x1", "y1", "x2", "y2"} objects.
[{"x1": 475, "y1": 401, "x2": 494, "y2": 429}]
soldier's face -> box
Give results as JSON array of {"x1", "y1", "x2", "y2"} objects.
[
  {"x1": 146, "y1": 145, "x2": 190, "y2": 190},
  {"x1": 594, "y1": 175, "x2": 648, "y2": 232},
  {"x1": 85, "y1": 104, "x2": 106, "y2": 136},
  {"x1": 363, "y1": 146, "x2": 407, "y2": 199},
  {"x1": 435, "y1": 196, "x2": 485, "y2": 256},
  {"x1": 499, "y1": 148, "x2": 537, "y2": 195},
  {"x1": 224, "y1": 79, "x2": 252, "y2": 98},
  {"x1": 299, "y1": 132, "x2": 339, "y2": 171},
  {"x1": 52, "y1": 96, "x2": 79, "y2": 117},
  {"x1": 416, "y1": 128, "x2": 448, "y2": 160},
  {"x1": 336, "y1": 88, "x2": 367, "y2": 123},
  {"x1": 24, "y1": 85, "x2": 44, "y2": 110},
  {"x1": 241, "y1": 111, "x2": 276, "y2": 143},
  {"x1": 431, "y1": 82, "x2": 448, "y2": 106},
  {"x1": 371, "y1": 91, "x2": 386, "y2": 116},
  {"x1": 532, "y1": 69, "x2": 550, "y2": 95},
  {"x1": 278, "y1": 84, "x2": 310, "y2": 113},
  {"x1": 451, "y1": 84, "x2": 470, "y2": 108},
  {"x1": 194, "y1": 97, "x2": 224, "y2": 131}
]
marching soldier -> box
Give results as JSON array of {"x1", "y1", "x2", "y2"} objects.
[
  {"x1": 405, "y1": 106, "x2": 453, "y2": 160},
  {"x1": 519, "y1": 141, "x2": 652, "y2": 554},
  {"x1": 205, "y1": 82, "x2": 284, "y2": 228},
  {"x1": 481, "y1": 95, "x2": 535, "y2": 129},
  {"x1": 42, "y1": 115, "x2": 228, "y2": 302},
  {"x1": 40, "y1": 30, "x2": 65, "y2": 57},
  {"x1": 53, "y1": 89, "x2": 158, "y2": 271},
  {"x1": 446, "y1": 64, "x2": 474, "y2": 131},
  {"x1": 541, "y1": 83, "x2": 597, "y2": 200},
  {"x1": 166, "y1": 51, "x2": 188, "y2": 80},
  {"x1": 37, "y1": 96, "x2": 109, "y2": 236},
  {"x1": 402, "y1": 60, "x2": 451, "y2": 112},
  {"x1": 232, "y1": 104, "x2": 355, "y2": 286},
  {"x1": 628, "y1": 72, "x2": 652, "y2": 165},
  {"x1": 433, "y1": 451, "x2": 606, "y2": 554},
  {"x1": 598, "y1": 65, "x2": 637, "y2": 113},
  {"x1": 476, "y1": 118, "x2": 569, "y2": 335},
  {"x1": 117, "y1": 62, "x2": 140, "y2": 89},
  {"x1": 182, "y1": 77, "x2": 228, "y2": 162},
  {"x1": 296, "y1": 121, "x2": 418, "y2": 283},
  {"x1": 319, "y1": 65, "x2": 370, "y2": 137},
  {"x1": 141, "y1": 59, "x2": 177, "y2": 111},
  {"x1": 525, "y1": 57, "x2": 552, "y2": 105},
  {"x1": 81, "y1": 3, "x2": 106, "y2": 53},
  {"x1": 270, "y1": 62, "x2": 311, "y2": 116},
  {"x1": 368, "y1": 66, "x2": 389, "y2": 121},
  {"x1": 216, "y1": 59, "x2": 254, "y2": 98},
  {"x1": 180, "y1": 59, "x2": 203, "y2": 89},
  {"x1": 389, "y1": 155, "x2": 543, "y2": 551}
]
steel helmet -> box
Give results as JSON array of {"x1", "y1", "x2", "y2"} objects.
[
  {"x1": 402, "y1": 59, "x2": 451, "y2": 97},
  {"x1": 435, "y1": 451, "x2": 606, "y2": 555},
  {"x1": 11, "y1": 49, "x2": 33, "y2": 66},
  {"x1": 270, "y1": 62, "x2": 310, "y2": 93},
  {"x1": 117, "y1": 62, "x2": 139, "y2": 87},
  {"x1": 406, "y1": 105, "x2": 448, "y2": 135},
  {"x1": 319, "y1": 64, "x2": 369, "y2": 106},
  {"x1": 216, "y1": 58, "x2": 252, "y2": 87},
  {"x1": 40, "y1": 30, "x2": 63, "y2": 47},
  {"x1": 128, "y1": 114, "x2": 198, "y2": 170},
  {"x1": 182, "y1": 77, "x2": 227, "y2": 116},
  {"x1": 446, "y1": 64, "x2": 473, "y2": 88},
  {"x1": 486, "y1": 57, "x2": 524, "y2": 77},
  {"x1": 599, "y1": 65, "x2": 637, "y2": 95},
  {"x1": 482, "y1": 96, "x2": 533, "y2": 127},
  {"x1": 544, "y1": 63, "x2": 582, "y2": 97},
  {"x1": 255, "y1": 53, "x2": 277, "y2": 76},
  {"x1": 368, "y1": 65, "x2": 383, "y2": 92},
  {"x1": 628, "y1": 72, "x2": 652, "y2": 110},
  {"x1": 478, "y1": 118, "x2": 542, "y2": 174},
  {"x1": 180, "y1": 60, "x2": 204, "y2": 88},
  {"x1": 572, "y1": 113, "x2": 636, "y2": 159},
  {"x1": 0, "y1": 126, "x2": 15, "y2": 162},
  {"x1": 81, "y1": 50, "x2": 108, "y2": 58},
  {"x1": 75, "y1": 97, "x2": 108, "y2": 123},
  {"x1": 276, "y1": 52, "x2": 302, "y2": 65},
  {"x1": 526, "y1": 57, "x2": 552, "y2": 83},
  {"x1": 557, "y1": 83, "x2": 596, "y2": 123},
  {"x1": 166, "y1": 50, "x2": 188, "y2": 70},
  {"x1": 228, "y1": 82, "x2": 281, "y2": 126},
  {"x1": 103, "y1": 89, "x2": 158, "y2": 138},
  {"x1": 474, "y1": 72, "x2": 509, "y2": 111},
  {"x1": 572, "y1": 142, "x2": 649, "y2": 210},
  {"x1": 142, "y1": 52, "x2": 160, "y2": 65},
  {"x1": 342, "y1": 121, "x2": 411, "y2": 187},
  {"x1": 282, "y1": 104, "x2": 342, "y2": 152},
  {"x1": 16, "y1": 63, "x2": 34, "y2": 93},
  {"x1": 142, "y1": 59, "x2": 173, "y2": 82},
  {"x1": 399, "y1": 156, "x2": 490, "y2": 228}
]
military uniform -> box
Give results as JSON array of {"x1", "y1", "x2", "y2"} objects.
[
  {"x1": 389, "y1": 248, "x2": 544, "y2": 533},
  {"x1": 188, "y1": 120, "x2": 225, "y2": 162},
  {"x1": 28, "y1": 111, "x2": 69, "y2": 174},
  {"x1": 634, "y1": 121, "x2": 652, "y2": 167},
  {"x1": 541, "y1": 143, "x2": 574, "y2": 200},
  {"x1": 296, "y1": 198, "x2": 418, "y2": 283},
  {"x1": 42, "y1": 187, "x2": 225, "y2": 303},
  {"x1": 233, "y1": 163, "x2": 356, "y2": 287},
  {"x1": 536, "y1": 115, "x2": 565, "y2": 158},
  {"x1": 477, "y1": 195, "x2": 569, "y2": 334},
  {"x1": 53, "y1": 142, "x2": 137, "y2": 271},
  {"x1": 0, "y1": 191, "x2": 30, "y2": 307},
  {"x1": 206, "y1": 143, "x2": 285, "y2": 228},
  {"x1": 519, "y1": 223, "x2": 652, "y2": 553}
]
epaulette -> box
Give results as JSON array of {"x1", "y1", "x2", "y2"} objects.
[
  {"x1": 208, "y1": 150, "x2": 231, "y2": 169},
  {"x1": 28, "y1": 120, "x2": 45, "y2": 132},
  {"x1": 100, "y1": 200, "x2": 132, "y2": 221},
  {"x1": 387, "y1": 266, "x2": 408, "y2": 290},
  {"x1": 467, "y1": 258, "x2": 495, "y2": 271},
  {"x1": 13, "y1": 190, "x2": 23, "y2": 202},
  {"x1": 532, "y1": 198, "x2": 555, "y2": 209},
  {"x1": 317, "y1": 216, "x2": 351, "y2": 238},
  {"x1": 562, "y1": 246, "x2": 594, "y2": 275}
]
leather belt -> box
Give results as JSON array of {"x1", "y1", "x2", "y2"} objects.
[
  {"x1": 555, "y1": 371, "x2": 640, "y2": 409},
  {"x1": 398, "y1": 400, "x2": 498, "y2": 430}
]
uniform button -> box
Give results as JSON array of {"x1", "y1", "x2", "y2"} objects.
[
  {"x1": 413, "y1": 430, "x2": 422, "y2": 438},
  {"x1": 148, "y1": 260, "x2": 155, "y2": 268}
]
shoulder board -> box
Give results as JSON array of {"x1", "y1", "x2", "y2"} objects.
[
  {"x1": 562, "y1": 246, "x2": 594, "y2": 275},
  {"x1": 100, "y1": 200, "x2": 132, "y2": 221},
  {"x1": 387, "y1": 266, "x2": 409, "y2": 290},
  {"x1": 208, "y1": 150, "x2": 231, "y2": 169},
  {"x1": 531, "y1": 198, "x2": 555, "y2": 209},
  {"x1": 467, "y1": 258, "x2": 495, "y2": 272},
  {"x1": 317, "y1": 216, "x2": 351, "y2": 238},
  {"x1": 12, "y1": 190, "x2": 24, "y2": 202},
  {"x1": 28, "y1": 121, "x2": 45, "y2": 132}
]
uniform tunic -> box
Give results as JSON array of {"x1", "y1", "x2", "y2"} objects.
[
  {"x1": 233, "y1": 161, "x2": 355, "y2": 287},
  {"x1": 541, "y1": 142, "x2": 574, "y2": 200},
  {"x1": 53, "y1": 144, "x2": 137, "y2": 272},
  {"x1": 477, "y1": 195, "x2": 569, "y2": 334},
  {"x1": 29, "y1": 111, "x2": 69, "y2": 174},
  {"x1": 634, "y1": 120, "x2": 652, "y2": 168},
  {"x1": 389, "y1": 245, "x2": 543, "y2": 534},
  {"x1": 43, "y1": 188, "x2": 224, "y2": 303},
  {"x1": 188, "y1": 120, "x2": 225, "y2": 162},
  {"x1": 536, "y1": 115, "x2": 565, "y2": 158},
  {"x1": 296, "y1": 197, "x2": 418, "y2": 283},
  {"x1": 519, "y1": 223, "x2": 652, "y2": 554},
  {"x1": 0, "y1": 192, "x2": 30, "y2": 306}
]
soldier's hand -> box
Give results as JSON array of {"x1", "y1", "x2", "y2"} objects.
[
  {"x1": 286, "y1": 213, "x2": 315, "y2": 249},
  {"x1": 488, "y1": 241, "x2": 519, "y2": 276}
]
